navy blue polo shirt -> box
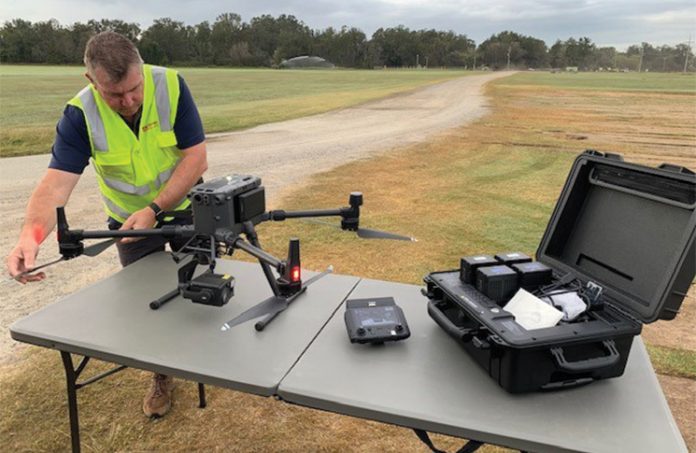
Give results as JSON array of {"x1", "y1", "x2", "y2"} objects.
[{"x1": 49, "y1": 74, "x2": 205, "y2": 174}]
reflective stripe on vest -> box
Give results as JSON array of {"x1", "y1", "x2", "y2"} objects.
[
  {"x1": 79, "y1": 87, "x2": 108, "y2": 152},
  {"x1": 154, "y1": 166, "x2": 175, "y2": 190},
  {"x1": 151, "y1": 66, "x2": 172, "y2": 132},
  {"x1": 102, "y1": 195, "x2": 132, "y2": 220},
  {"x1": 103, "y1": 194, "x2": 187, "y2": 221},
  {"x1": 102, "y1": 176, "x2": 151, "y2": 196}
]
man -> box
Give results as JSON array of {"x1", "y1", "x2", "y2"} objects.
[{"x1": 6, "y1": 31, "x2": 208, "y2": 418}]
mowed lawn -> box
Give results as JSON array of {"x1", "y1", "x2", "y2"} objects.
[
  {"x1": 0, "y1": 65, "x2": 472, "y2": 157},
  {"x1": 499, "y1": 70, "x2": 696, "y2": 92}
]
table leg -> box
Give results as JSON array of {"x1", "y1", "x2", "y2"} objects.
[
  {"x1": 455, "y1": 440, "x2": 483, "y2": 453},
  {"x1": 198, "y1": 383, "x2": 207, "y2": 408},
  {"x1": 60, "y1": 351, "x2": 81, "y2": 453},
  {"x1": 414, "y1": 428, "x2": 497, "y2": 453},
  {"x1": 58, "y1": 352, "x2": 128, "y2": 452}
]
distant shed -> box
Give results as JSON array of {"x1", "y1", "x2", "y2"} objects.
[{"x1": 280, "y1": 56, "x2": 335, "y2": 69}]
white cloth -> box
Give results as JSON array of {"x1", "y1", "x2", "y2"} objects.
[
  {"x1": 541, "y1": 291, "x2": 587, "y2": 321},
  {"x1": 504, "y1": 289, "x2": 564, "y2": 330}
]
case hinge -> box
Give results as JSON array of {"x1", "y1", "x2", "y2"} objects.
[{"x1": 604, "y1": 299, "x2": 641, "y2": 324}]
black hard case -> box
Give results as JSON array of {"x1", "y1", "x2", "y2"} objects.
[{"x1": 423, "y1": 151, "x2": 696, "y2": 393}]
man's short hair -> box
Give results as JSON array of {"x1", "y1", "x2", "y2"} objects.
[{"x1": 84, "y1": 31, "x2": 143, "y2": 82}]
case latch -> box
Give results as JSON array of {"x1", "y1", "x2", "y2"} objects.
[
  {"x1": 604, "y1": 153, "x2": 623, "y2": 161},
  {"x1": 583, "y1": 149, "x2": 603, "y2": 157},
  {"x1": 658, "y1": 163, "x2": 695, "y2": 175}
]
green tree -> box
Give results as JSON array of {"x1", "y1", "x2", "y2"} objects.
[
  {"x1": 191, "y1": 21, "x2": 213, "y2": 65},
  {"x1": 594, "y1": 47, "x2": 617, "y2": 70},
  {"x1": 139, "y1": 17, "x2": 190, "y2": 65},
  {"x1": 211, "y1": 13, "x2": 243, "y2": 65},
  {"x1": 314, "y1": 26, "x2": 367, "y2": 67},
  {"x1": 35, "y1": 19, "x2": 73, "y2": 63},
  {"x1": 478, "y1": 31, "x2": 539, "y2": 69},
  {"x1": 548, "y1": 40, "x2": 566, "y2": 68},
  {"x1": 371, "y1": 26, "x2": 418, "y2": 67},
  {"x1": 86, "y1": 19, "x2": 140, "y2": 42},
  {"x1": 272, "y1": 15, "x2": 313, "y2": 64},
  {"x1": 0, "y1": 19, "x2": 38, "y2": 62}
]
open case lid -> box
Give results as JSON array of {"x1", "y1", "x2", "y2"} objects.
[{"x1": 536, "y1": 150, "x2": 696, "y2": 323}]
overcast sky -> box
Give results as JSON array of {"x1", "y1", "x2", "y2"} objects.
[{"x1": 2, "y1": 0, "x2": 694, "y2": 49}]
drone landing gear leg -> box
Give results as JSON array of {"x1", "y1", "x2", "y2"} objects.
[
  {"x1": 254, "y1": 285, "x2": 308, "y2": 331},
  {"x1": 149, "y1": 259, "x2": 199, "y2": 310},
  {"x1": 242, "y1": 221, "x2": 281, "y2": 297},
  {"x1": 149, "y1": 288, "x2": 180, "y2": 310}
]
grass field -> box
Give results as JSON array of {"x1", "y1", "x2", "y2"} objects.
[
  {"x1": 498, "y1": 71, "x2": 696, "y2": 93},
  {"x1": 0, "y1": 65, "x2": 471, "y2": 157},
  {"x1": 1, "y1": 71, "x2": 695, "y2": 451}
]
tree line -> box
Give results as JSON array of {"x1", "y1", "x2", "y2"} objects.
[{"x1": 1, "y1": 15, "x2": 693, "y2": 72}]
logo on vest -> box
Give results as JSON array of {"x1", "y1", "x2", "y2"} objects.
[{"x1": 142, "y1": 121, "x2": 159, "y2": 132}]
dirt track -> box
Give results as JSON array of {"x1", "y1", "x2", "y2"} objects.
[{"x1": 0, "y1": 71, "x2": 512, "y2": 362}]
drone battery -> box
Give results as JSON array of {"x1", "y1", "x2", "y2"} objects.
[
  {"x1": 344, "y1": 297, "x2": 410, "y2": 344},
  {"x1": 476, "y1": 265, "x2": 519, "y2": 304},
  {"x1": 237, "y1": 187, "x2": 266, "y2": 222},
  {"x1": 512, "y1": 261, "x2": 553, "y2": 290},
  {"x1": 460, "y1": 255, "x2": 498, "y2": 283},
  {"x1": 495, "y1": 252, "x2": 532, "y2": 266},
  {"x1": 184, "y1": 272, "x2": 235, "y2": 307}
]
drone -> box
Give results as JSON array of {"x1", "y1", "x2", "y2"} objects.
[{"x1": 18, "y1": 175, "x2": 414, "y2": 331}]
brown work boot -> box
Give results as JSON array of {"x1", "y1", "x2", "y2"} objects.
[{"x1": 143, "y1": 373, "x2": 175, "y2": 418}]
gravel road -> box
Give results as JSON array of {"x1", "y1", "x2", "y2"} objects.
[{"x1": 0, "y1": 71, "x2": 511, "y2": 362}]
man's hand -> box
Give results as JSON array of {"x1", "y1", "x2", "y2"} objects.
[
  {"x1": 7, "y1": 237, "x2": 45, "y2": 284},
  {"x1": 119, "y1": 207, "x2": 157, "y2": 243}
]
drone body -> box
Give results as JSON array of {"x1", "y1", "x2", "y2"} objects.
[{"x1": 189, "y1": 175, "x2": 266, "y2": 236}]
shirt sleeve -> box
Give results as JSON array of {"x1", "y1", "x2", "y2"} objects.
[
  {"x1": 48, "y1": 105, "x2": 92, "y2": 174},
  {"x1": 174, "y1": 75, "x2": 206, "y2": 150}
]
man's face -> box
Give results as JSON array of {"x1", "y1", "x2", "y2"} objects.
[{"x1": 87, "y1": 64, "x2": 144, "y2": 118}]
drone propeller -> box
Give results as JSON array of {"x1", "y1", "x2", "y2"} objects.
[
  {"x1": 11, "y1": 256, "x2": 66, "y2": 280},
  {"x1": 9, "y1": 238, "x2": 117, "y2": 282},
  {"x1": 356, "y1": 227, "x2": 416, "y2": 241},
  {"x1": 82, "y1": 238, "x2": 117, "y2": 257},
  {"x1": 305, "y1": 219, "x2": 416, "y2": 242}
]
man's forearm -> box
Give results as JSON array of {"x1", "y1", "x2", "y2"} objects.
[
  {"x1": 21, "y1": 169, "x2": 80, "y2": 243},
  {"x1": 152, "y1": 142, "x2": 207, "y2": 211}
]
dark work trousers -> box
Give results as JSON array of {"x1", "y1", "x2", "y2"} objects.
[{"x1": 108, "y1": 217, "x2": 192, "y2": 267}]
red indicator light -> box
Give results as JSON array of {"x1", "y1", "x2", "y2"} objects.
[{"x1": 291, "y1": 266, "x2": 301, "y2": 282}]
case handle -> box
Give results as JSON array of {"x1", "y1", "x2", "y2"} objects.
[
  {"x1": 427, "y1": 300, "x2": 477, "y2": 343},
  {"x1": 550, "y1": 340, "x2": 620, "y2": 372}
]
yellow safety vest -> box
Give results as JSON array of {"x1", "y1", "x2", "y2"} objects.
[{"x1": 67, "y1": 64, "x2": 190, "y2": 223}]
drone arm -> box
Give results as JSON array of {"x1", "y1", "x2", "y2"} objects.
[
  {"x1": 264, "y1": 192, "x2": 363, "y2": 230},
  {"x1": 264, "y1": 208, "x2": 343, "y2": 222},
  {"x1": 221, "y1": 233, "x2": 285, "y2": 274},
  {"x1": 56, "y1": 206, "x2": 194, "y2": 260},
  {"x1": 57, "y1": 207, "x2": 192, "y2": 241},
  {"x1": 78, "y1": 225, "x2": 191, "y2": 240}
]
